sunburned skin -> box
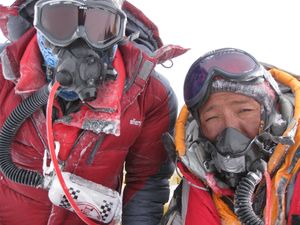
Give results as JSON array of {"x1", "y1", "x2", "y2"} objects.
[{"x1": 199, "y1": 92, "x2": 261, "y2": 141}]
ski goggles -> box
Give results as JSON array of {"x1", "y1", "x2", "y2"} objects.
[
  {"x1": 34, "y1": 0, "x2": 127, "y2": 50},
  {"x1": 184, "y1": 48, "x2": 279, "y2": 109}
]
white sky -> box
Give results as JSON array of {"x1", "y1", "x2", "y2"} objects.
[{"x1": 1, "y1": 0, "x2": 300, "y2": 108}]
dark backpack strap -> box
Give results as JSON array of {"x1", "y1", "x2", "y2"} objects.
[
  {"x1": 0, "y1": 42, "x2": 9, "y2": 54},
  {"x1": 158, "y1": 180, "x2": 183, "y2": 225}
]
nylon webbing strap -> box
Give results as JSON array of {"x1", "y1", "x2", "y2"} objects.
[{"x1": 138, "y1": 60, "x2": 154, "y2": 80}]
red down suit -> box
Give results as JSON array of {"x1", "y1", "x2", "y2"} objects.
[{"x1": 0, "y1": 2, "x2": 187, "y2": 224}]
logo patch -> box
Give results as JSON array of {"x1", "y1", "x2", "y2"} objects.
[{"x1": 130, "y1": 119, "x2": 142, "y2": 126}]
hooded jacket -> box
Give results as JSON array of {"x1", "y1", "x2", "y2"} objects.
[
  {"x1": 0, "y1": 1, "x2": 187, "y2": 225},
  {"x1": 160, "y1": 68, "x2": 300, "y2": 225}
]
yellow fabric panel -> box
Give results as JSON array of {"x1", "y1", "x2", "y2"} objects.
[
  {"x1": 212, "y1": 193, "x2": 241, "y2": 225},
  {"x1": 174, "y1": 105, "x2": 189, "y2": 156}
]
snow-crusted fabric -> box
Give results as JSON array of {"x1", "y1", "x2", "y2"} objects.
[
  {"x1": 211, "y1": 79, "x2": 276, "y2": 119},
  {"x1": 0, "y1": 30, "x2": 179, "y2": 225}
]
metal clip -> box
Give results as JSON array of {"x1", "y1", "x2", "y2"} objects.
[{"x1": 42, "y1": 141, "x2": 61, "y2": 189}]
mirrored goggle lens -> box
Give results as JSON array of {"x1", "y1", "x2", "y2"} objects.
[
  {"x1": 40, "y1": 4, "x2": 121, "y2": 45},
  {"x1": 184, "y1": 49, "x2": 259, "y2": 105},
  {"x1": 41, "y1": 4, "x2": 78, "y2": 40},
  {"x1": 85, "y1": 8, "x2": 120, "y2": 43}
]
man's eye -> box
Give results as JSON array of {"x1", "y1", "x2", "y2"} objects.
[
  {"x1": 205, "y1": 116, "x2": 218, "y2": 122},
  {"x1": 239, "y1": 108, "x2": 253, "y2": 113}
]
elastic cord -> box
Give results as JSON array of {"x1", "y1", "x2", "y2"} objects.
[{"x1": 46, "y1": 81, "x2": 98, "y2": 225}]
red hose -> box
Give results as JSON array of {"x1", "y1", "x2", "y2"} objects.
[
  {"x1": 46, "y1": 82, "x2": 98, "y2": 225},
  {"x1": 264, "y1": 170, "x2": 272, "y2": 225}
]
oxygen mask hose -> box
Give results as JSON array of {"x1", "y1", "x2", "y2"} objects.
[
  {"x1": 46, "y1": 81, "x2": 98, "y2": 225},
  {"x1": 0, "y1": 85, "x2": 49, "y2": 187},
  {"x1": 234, "y1": 160, "x2": 271, "y2": 225}
]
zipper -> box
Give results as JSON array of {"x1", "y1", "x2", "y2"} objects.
[{"x1": 86, "y1": 134, "x2": 106, "y2": 165}]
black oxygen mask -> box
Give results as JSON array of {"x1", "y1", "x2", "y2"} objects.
[{"x1": 54, "y1": 40, "x2": 117, "y2": 102}]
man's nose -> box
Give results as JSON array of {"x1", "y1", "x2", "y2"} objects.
[{"x1": 223, "y1": 111, "x2": 241, "y2": 130}]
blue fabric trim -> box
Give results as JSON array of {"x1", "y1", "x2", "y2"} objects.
[
  {"x1": 37, "y1": 32, "x2": 58, "y2": 68},
  {"x1": 37, "y1": 32, "x2": 79, "y2": 101}
]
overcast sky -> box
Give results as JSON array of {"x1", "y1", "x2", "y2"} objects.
[{"x1": 1, "y1": 0, "x2": 300, "y2": 108}]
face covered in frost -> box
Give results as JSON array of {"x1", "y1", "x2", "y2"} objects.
[
  {"x1": 198, "y1": 91, "x2": 266, "y2": 187},
  {"x1": 183, "y1": 48, "x2": 282, "y2": 187},
  {"x1": 199, "y1": 92, "x2": 261, "y2": 142}
]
